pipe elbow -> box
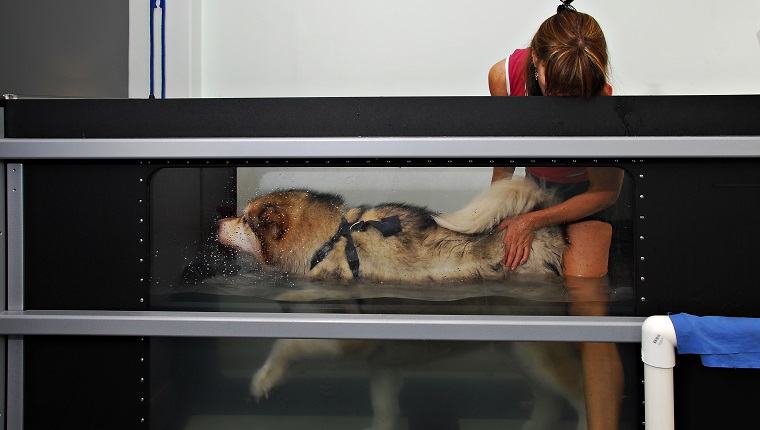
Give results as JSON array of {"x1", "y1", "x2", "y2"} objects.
[{"x1": 641, "y1": 315, "x2": 678, "y2": 369}]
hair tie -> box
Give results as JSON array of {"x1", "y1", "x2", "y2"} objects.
[{"x1": 557, "y1": 0, "x2": 577, "y2": 13}]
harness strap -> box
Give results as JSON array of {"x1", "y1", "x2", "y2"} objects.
[{"x1": 309, "y1": 215, "x2": 402, "y2": 278}]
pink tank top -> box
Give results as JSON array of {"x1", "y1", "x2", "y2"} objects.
[{"x1": 527, "y1": 167, "x2": 589, "y2": 183}]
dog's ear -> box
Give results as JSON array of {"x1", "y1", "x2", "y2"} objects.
[{"x1": 251, "y1": 202, "x2": 289, "y2": 240}]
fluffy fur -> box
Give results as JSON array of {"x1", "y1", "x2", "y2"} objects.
[
  {"x1": 218, "y1": 179, "x2": 585, "y2": 430},
  {"x1": 218, "y1": 179, "x2": 565, "y2": 282}
]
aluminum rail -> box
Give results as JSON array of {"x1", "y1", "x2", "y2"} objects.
[
  {"x1": 0, "y1": 311, "x2": 645, "y2": 342},
  {"x1": 1, "y1": 136, "x2": 760, "y2": 159}
]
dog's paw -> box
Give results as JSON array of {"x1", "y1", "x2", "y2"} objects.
[
  {"x1": 250, "y1": 364, "x2": 287, "y2": 401},
  {"x1": 250, "y1": 366, "x2": 274, "y2": 400}
]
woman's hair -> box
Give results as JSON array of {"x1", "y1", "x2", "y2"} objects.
[{"x1": 525, "y1": 10, "x2": 609, "y2": 96}]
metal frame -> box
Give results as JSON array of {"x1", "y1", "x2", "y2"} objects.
[
  {"x1": 3, "y1": 136, "x2": 760, "y2": 429},
  {"x1": 1, "y1": 136, "x2": 760, "y2": 159},
  {"x1": 0, "y1": 311, "x2": 644, "y2": 342}
]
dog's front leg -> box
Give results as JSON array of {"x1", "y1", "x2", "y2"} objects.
[
  {"x1": 366, "y1": 364, "x2": 403, "y2": 430},
  {"x1": 250, "y1": 338, "x2": 342, "y2": 400},
  {"x1": 251, "y1": 338, "x2": 370, "y2": 401}
]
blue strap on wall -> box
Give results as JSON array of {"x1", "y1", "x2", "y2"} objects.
[{"x1": 149, "y1": 0, "x2": 166, "y2": 99}]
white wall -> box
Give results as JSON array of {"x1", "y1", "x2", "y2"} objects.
[{"x1": 130, "y1": 0, "x2": 760, "y2": 97}]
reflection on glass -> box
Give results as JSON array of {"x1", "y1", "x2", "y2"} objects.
[{"x1": 151, "y1": 338, "x2": 639, "y2": 430}]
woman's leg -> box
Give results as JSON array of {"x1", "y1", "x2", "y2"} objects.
[{"x1": 563, "y1": 220, "x2": 624, "y2": 430}]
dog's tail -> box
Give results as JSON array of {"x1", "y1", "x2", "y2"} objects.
[{"x1": 433, "y1": 179, "x2": 551, "y2": 234}]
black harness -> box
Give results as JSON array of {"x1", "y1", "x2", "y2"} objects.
[{"x1": 309, "y1": 215, "x2": 403, "y2": 278}]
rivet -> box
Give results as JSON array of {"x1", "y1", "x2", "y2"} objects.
[
  {"x1": 639, "y1": 174, "x2": 644, "y2": 179},
  {"x1": 640, "y1": 215, "x2": 645, "y2": 220},
  {"x1": 641, "y1": 297, "x2": 646, "y2": 302},
  {"x1": 640, "y1": 277, "x2": 646, "y2": 282},
  {"x1": 640, "y1": 257, "x2": 645, "y2": 261},
  {"x1": 639, "y1": 194, "x2": 645, "y2": 199},
  {"x1": 640, "y1": 236, "x2": 645, "y2": 240},
  {"x1": 140, "y1": 298, "x2": 144, "y2": 303}
]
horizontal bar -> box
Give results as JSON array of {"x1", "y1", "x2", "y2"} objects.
[
  {"x1": 0, "y1": 311, "x2": 645, "y2": 342},
  {"x1": 1, "y1": 136, "x2": 760, "y2": 160}
]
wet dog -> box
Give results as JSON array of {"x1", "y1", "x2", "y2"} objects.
[
  {"x1": 218, "y1": 179, "x2": 565, "y2": 282},
  {"x1": 218, "y1": 179, "x2": 586, "y2": 430}
]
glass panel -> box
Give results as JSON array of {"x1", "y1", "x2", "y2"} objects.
[
  {"x1": 149, "y1": 337, "x2": 640, "y2": 430},
  {"x1": 150, "y1": 166, "x2": 634, "y2": 316}
]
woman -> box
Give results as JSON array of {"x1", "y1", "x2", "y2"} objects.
[{"x1": 488, "y1": 4, "x2": 624, "y2": 430}]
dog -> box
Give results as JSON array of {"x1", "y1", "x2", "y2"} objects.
[{"x1": 218, "y1": 179, "x2": 586, "y2": 430}]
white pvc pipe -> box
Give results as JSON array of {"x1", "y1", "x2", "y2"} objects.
[{"x1": 641, "y1": 316, "x2": 678, "y2": 430}]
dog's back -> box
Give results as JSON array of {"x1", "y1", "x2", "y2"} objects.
[{"x1": 310, "y1": 179, "x2": 565, "y2": 282}]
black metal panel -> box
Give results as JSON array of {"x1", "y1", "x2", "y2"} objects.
[
  {"x1": 673, "y1": 355, "x2": 760, "y2": 429},
  {"x1": 23, "y1": 163, "x2": 155, "y2": 310},
  {"x1": 4, "y1": 95, "x2": 760, "y2": 138},
  {"x1": 24, "y1": 336, "x2": 148, "y2": 430},
  {"x1": 634, "y1": 160, "x2": 760, "y2": 317}
]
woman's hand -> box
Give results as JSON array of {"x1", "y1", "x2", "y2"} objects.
[{"x1": 497, "y1": 213, "x2": 538, "y2": 270}]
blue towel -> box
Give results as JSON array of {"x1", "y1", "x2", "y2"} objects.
[{"x1": 669, "y1": 313, "x2": 760, "y2": 368}]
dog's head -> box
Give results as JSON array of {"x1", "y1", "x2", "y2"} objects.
[{"x1": 218, "y1": 190, "x2": 344, "y2": 272}]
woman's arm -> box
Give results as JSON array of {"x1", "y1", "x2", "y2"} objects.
[
  {"x1": 488, "y1": 59, "x2": 508, "y2": 96},
  {"x1": 498, "y1": 167, "x2": 624, "y2": 270},
  {"x1": 491, "y1": 166, "x2": 515, "y2": 183}
]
